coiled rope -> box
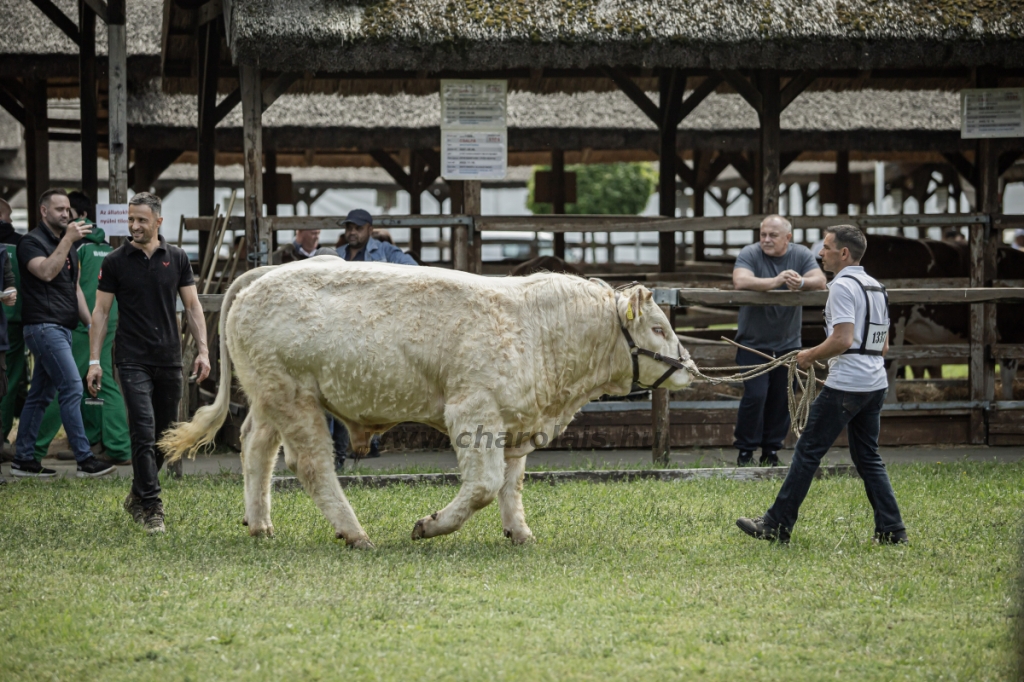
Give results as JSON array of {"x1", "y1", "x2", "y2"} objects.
[{"x1": 683, "y1": 341, "x2": 824, "y2": 438}]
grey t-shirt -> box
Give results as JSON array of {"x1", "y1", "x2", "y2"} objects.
[{"x1": 733, "y1": 243, "x2": 819, "y2": 352}]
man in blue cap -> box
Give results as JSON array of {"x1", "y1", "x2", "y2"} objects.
[
  {"x1": 337, "y1": 209, "x2": 417, "y2": 265},
  {"x1": 333, "y1": 208, "x2": 417, "y2": 461}
]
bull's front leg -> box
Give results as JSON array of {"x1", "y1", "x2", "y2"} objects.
[
  {"x1": 412, "y1": 416, "x2": 506, "y2": 540},
  {"x1": 499, "y1": 454, "x2": 534, "y2": 544}
]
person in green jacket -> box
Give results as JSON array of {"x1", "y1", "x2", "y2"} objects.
[
  {"x1": 33, "y1": 192, "x2": 130, "y2": 463},
  {"x1": 0, "y1": 197, "x2": 27, "y2": 455}
]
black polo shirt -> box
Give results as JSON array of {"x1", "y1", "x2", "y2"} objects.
[
  {"x1": 97, "y1": 236, "x2": 195, "y2": 367},
  {"x1": 18, "y1": 225, "x2": 80, "y2": 329}
]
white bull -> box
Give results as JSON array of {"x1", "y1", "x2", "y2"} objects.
[{"x1": 160, "y1": 259, "x2": 692, "y2": 547}]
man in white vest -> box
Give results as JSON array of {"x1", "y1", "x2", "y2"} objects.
[{"x1": 736, "y1": 224, "x2": 907, "y2": 545}]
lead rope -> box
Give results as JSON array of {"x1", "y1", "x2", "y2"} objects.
[{"x1": 682, "y1": 352, "x2": 819, "y2": 438}]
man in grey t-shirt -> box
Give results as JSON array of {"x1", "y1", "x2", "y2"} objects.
[{"x1": 731, "y1": 215, "x2": 825, "y2": 466}]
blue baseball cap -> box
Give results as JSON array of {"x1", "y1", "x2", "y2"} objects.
[{"x1": 343, "y1": 209, "x2": 372, "y2": 227}]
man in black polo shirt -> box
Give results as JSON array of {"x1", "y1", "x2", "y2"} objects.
[
  {"x1": 10, "y1": 188, "x2": 115, "y2": 478},
  {"x1": 87, "y1": 192, "x2": 210, "y2": 533}
]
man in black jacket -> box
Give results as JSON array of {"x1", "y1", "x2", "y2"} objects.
[{"x1": 10, "y1": 189, "x2": 114, "y2": 478}]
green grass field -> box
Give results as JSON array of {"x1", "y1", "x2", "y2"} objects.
[{"x1": 1, "y1": 463, "x2": 1022, "y2": 681}]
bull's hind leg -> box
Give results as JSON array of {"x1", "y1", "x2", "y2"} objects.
[
  {"x1": 412, "y1": 416, "x2": 505, "y2": 540},
  {"x1": 240, "y1": 410, "x2": 281, "y2": 536},
  {"x1": 273, "y1": 393, "x2": 373, "y2": 549},
  {"x1": 498, "y1": 455, "x2": 534, "y2": 544}
]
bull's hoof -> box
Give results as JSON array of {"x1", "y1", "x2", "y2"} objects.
[
  {"x1": 338, "y1": 532, "x2": 375, "y2": 550},
  {"x1": 248, "y1": 524, "x2": 274, "y2": 538},
  {"x1": 504, "y1": 528, "x2": 535, "y2": 545},
  {"x1": 411, "y1": 512, "x2": 439, "y2": 540}
]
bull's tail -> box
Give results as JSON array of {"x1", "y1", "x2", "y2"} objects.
[{"x1": 159, "y1": 266, "x2": 277, "y2": 463}]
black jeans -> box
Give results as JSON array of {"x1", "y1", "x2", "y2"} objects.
[
  {"x1": 733, "y1": 347, "x2": 796, "y2": 453},
  {"x1": 764, "y1": 386, "x2": 905, "y2": 535},
  {"x1": 118, "y1": 363, "x2": 182, "y2": 508}
]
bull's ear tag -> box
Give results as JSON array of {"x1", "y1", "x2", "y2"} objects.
[{"x1": 626, "y1": 303, "x2": 634, "y2": 320}]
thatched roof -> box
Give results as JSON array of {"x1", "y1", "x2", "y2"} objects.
[
  {"x1": 0, "y1": 0, "x2": 161, "y2": 57},
  {"x1": 129, "y1": 83, "x2": 959, "y2": 133},
  {"x1": 225, "y1": 0, "x2": 1024, "y2": 73}
]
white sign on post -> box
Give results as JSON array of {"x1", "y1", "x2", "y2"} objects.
[
  {"x1": 95, "y1": 203, "x2": 130, "y2": 236},
  {"x1": 440, "y1": 79, "x2": 507, "y2": 180},
  {"x1": 961, "y1": 88, "x2": 1024, "y2": 139}
]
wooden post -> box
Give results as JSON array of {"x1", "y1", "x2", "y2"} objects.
[
  {"x1": 467, "y1": 180, "x2": 482, "y2": 274},
  {"x1": 691, "y1": 150, "x2": 707, "y2": 261},
  {"x1": 24, "y1": 80, "x2": 49, "y2": 212},
  {"x1": 240, "y1": 64, "x2": 267, "y2": 266},
  {"x1": 970, "y1": 68, "x2": 1001, "y2": 442},
  {"x1": 107, "y1": 0, "x2": 128, "y2": 204},
  {"x1": 78, "y1": 0, "x2": 97, "y2": 201},
  {"x1": 409, "y1": 149, "x2": 423, "y2": 259},
  {"x1": 264, "y1": 150, "x2": 278, "y2": 252},
  {"x1": 658, "y1": 70, "x2": 682, "y2": 273},
  {"x1": 758, "y1": 70, "x2": 781, "y2": 215},
  {"x1": 552, "y1": 148, "x2": 566, "y2": 259},
  {"x1": 836, "y1": 150, "x2": 851, "y2": 215},
  {"x1": 196, "y1": 16, "x2": 220, "y2": 264},
  {"x1": 449, "y1": 181, "x2": 468, "y2": 270},
  {"x1": 652, "y1": 303, "x2": 674, "y2": 467}
]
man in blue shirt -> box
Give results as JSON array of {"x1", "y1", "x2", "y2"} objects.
[
  {"x1": 334, "y1": 208, "x2": 417, "y2": 460},
  {"x1": 732, "y1": 215, "x2": 826, "y2": 467},
  {"x1": 337, "y1": 209, "x2": 418, "y2": 265}
]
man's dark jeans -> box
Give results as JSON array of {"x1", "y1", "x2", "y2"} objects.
[
  {"x1": 733, "y1": 347, "x2": 797, "y2": 453},
  {"x1": 764, "y1": 385, "x2": 905, "y2": 536},
  {"x1": 118, "y1": 363, "x2": 182, "y2": 508}
]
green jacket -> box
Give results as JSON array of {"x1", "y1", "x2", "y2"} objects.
[
  {"x1": 2, "y1": 242, "x2": 20, "y2": 324},
  {"x1": 76, "y1": 225, "x2": 118, "y2": 332}
]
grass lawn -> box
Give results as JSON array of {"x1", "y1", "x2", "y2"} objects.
[{"x1": 1, "y1": 463, "x2": 1022, "y2": 681}]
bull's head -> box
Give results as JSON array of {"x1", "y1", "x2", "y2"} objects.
[{"x1": 614, "y1": 283, "x2": 693, "y2": 391}]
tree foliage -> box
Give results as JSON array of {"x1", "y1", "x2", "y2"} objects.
[{"x1": 528, "y1": 162, "x2": 657, "y2": 215}]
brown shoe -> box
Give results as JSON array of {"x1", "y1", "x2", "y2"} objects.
[
  {"x1": 123, "y1": 492, "x2": 145, "y2": 525},
  {"x1": 143, "y1": 503, "x2": 165, "y2": 534}
]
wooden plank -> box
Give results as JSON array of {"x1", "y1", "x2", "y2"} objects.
[
  {"x1": 674, "y1": 288, "x2": 1024, "y2": 307},
  {"x1": 79, "y1": 0, "x2": 98, "y2": 201},
  {"x1": 993, "y1": 344, "x2": 1024, "y2": 360}
]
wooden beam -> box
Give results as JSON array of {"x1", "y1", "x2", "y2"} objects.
[
  {"x1": 128, "y1": 149, "x2": 181, "y2": 192},
  {"x1": 368, "y1": 149, "x2": 412, "y2": 193},
  {"x1": 718, "y1": 70, "x2": 762, "y2": 114},
  {"x1": 758, "y1": 70, "x2": 781, "y2": 214},
  {"x1": 261, "y1": 72, "x2": 302, "y2": 113},
  {"x1": 240, "y1": 63, "x2": 267, "y2": 265},
  {"x1": 0, "y1": 86, "x2": 25, "y2": 126},
  {"x1": 106, "y1": 1, "x2": 128, "y2": 204},
  {"x1": 82, "y1": 0, "x2": 107, "y2": 23},
  {"x1": 674, "y1": 288, "x2": 1024, "y2": 307},
  {"x1": 79, "y1": 0, "x2": 98, "y2": 201},
  {"x1": 677, "y1": 74, "x2": 722, "y2": 124},
  {"x1": 196, "y1": 15, "x2": 220, "y2": 269},
  {"x1": 942, "y1": 152, "x2": 976, "y2": 186},
  {"x1": 214, "y1": 88, "x2": 241, "y2": 124},
  {"x1": 24, "y1": 79, "x2": 49, "y2": 213},
  {"x1": 601, "y1": 66, "x2": 660, "y2": 126},
  {"x1": 658, "y1": 69, "x2": 683, "y2": 273},
  {"x1": 675, "y1": 154, "x2": 696, "y2": 188},
  {"x1": 198, "y1": 0, "x2": 222, "y2": 26},
  {"x1": 999, "y1": 149, "x2": 1023, "y2": 176},
  {"x1": 779, "y1": 71, "x2": 819, "y2": 111},
  {"x1": 552, "y1": 148, "x2": 566, "y2": 260},
  {"x1": 780, "y1": 151, "x2": 801, "y2": 173},
  {"x1": 835, "y1": 150, "x2": 850, "y2": 212},
  {"x1": 27, "y1": 0, "x2": 81, "y2": 46}
]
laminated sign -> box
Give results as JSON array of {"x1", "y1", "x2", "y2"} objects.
[
  {"x1": 95, "y1": 203, "x2": 130, "y2": 236},
  {"x1": 440, "y1": 79, "x2": 507, "y2": 180},
  {"x1": 960, "y1": 88, "x2": 1024, "y2": 139}
]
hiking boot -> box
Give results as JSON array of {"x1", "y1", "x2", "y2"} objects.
[
  {"x1": 736, "y1": 516, "x2": 791, "y2": 544},
  {"x1": 143, "y1": 503, "x2": 165, "y2": 534},
  {"x1": 759, "y1": 451, "x2": 782, "y2": 467},
  {"x1": 76, "y1": 457, "x2": 116, "y2": 478},
  {"x1": 11, "y1": 459, "x2": 58, "y2": 478},
  {"x1": 123, "y1": 492, "x2": 145, "y2": 525},
  {"x1": 873, "y1": 529, "x2": 908, "y2": 545},
  {"x1": 736, "y1": 450, "x2": 753, "y2": 467}
]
